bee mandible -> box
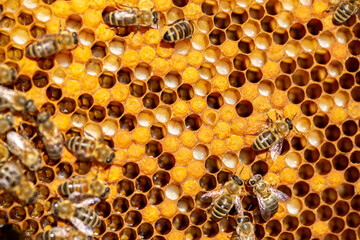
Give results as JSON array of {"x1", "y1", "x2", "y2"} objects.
[
  {"x1": 163, "y1": 19, "x2": 195, "y2": 43},
  {"x1": 25, "y1": 31, "x2": 78, "y2": 58},
  {"x1": 36, "y1": 112, "x2": 64, "y2": 161},
  {"x1": 201, "y1": 174, "x2": 244, "y2": 221},
  {"x1": 248, "y1": 174, "x2": 289, "y2": 221}
]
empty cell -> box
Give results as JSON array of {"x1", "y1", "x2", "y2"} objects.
[
  {"x1": 177, "y1": 84, "x2": 194, "y2": 101},
  {"x1": 236, "y1": 100, "x2": 253, "y2": 117},
  {"x1": 328, "y1": 60, "x2": 343, "y2": 77},
  {"x1": 232, "y1": 7, "x2": 248, "y2": 24},
  {"x1": 233, "y1": 54, "x2": 250, "y2": 70},
  {"x1": 293, "y1": 69, "x2": 310, "y2": 86},
  {"x1": 158, "y1": 153, "x2": 175, "y2": 170},
  {"x1": 0, "y1": 16, "x2": 15, "y2": 32},
  {"x1": 251, "y1": 160, "x2": 268, "y2": 175},
  {"x1": 334, "y1": 200, "x2": 350, "y2": 216},
  {"x1": 122, "y1": 162, "x2": 140, "y2": 179},
  {"x1": 37, "y1": 167, "x2": 55, "y2": 183},
  {"x1": 197, "y1": 15, "x2": 214, "y2": 34},
  {"x1": 329, "y1": 217, "x2": 345, "y2": 233},
  {"x1": 136, "y1": 176, "x2": 152, "y2": 193},
  {"x1": 150, "y1": 123, "x2": 166, "y2": 140},
  {"x1": 85, "y1": 59, "x2": 102, "y2": 76},
  {"x1": 143, "y1": 93, "x2": 159, "y2": 109},
  {"x1": 209, "y1": 29, "x2": 226, "y2": 45},
  {"x1": 229, "y1": 71, "x2": 246, "y2": 88},
  {"x1": 275, "y1": 75, "x2": 291, "y2": 91},
  {"x1": 297, "y1": 53, "x2": 313, "y2": 69},
  {"x1": 301, "y1": 100, "x2": 318, "y2": 116},
  {"x1": 337, "y1": 137, "x2": 353, "y2": 153},
  {"x1": 190, "y1": 208, "x2": 207, "y2": 225},
  {"x1": 161, "y1": 89, "x2": 177, "y2": 105},
  {"x1": 22, "y1": 219, "x2": 38, "y2": 236},
  {"x1": 298, "y1": 164, "x2": 314, "y2": 180},
  {"x1": 185, "y1": 226, "x2": 202, "y2": 240},
  {"x1": 290, "y1": 23, "x2": 306, "y2": 40},
  {"x1": 89, "y1": 105, "x2": 106, "y2": 122},
  {"x1": 155, "y1": 218, "x2": 171, "y2": 235},
  {"x1": 207, "y1": 92, "x2": 224, "y2": 109},
  {"x1": 338, "y1": 183, "x2": 355, "y2": 199},
  {"x1": 261, "y1": 16, "x2": 277, "y2": 33},
  {"x1": 124, "y1": 210, "x2": 142, "y2": 227},
  {"x1": 178, "y1": 196, "x2": 194, "y2": 213},
  {"x1": 249, "y1": 3, "x2": 265, "y2": 19},
  {"x1": 243, "y1": 21, "x2": 260, "y2": 38},
  {"x1": 117, "y1": 180, "x2": 134, "y2": 197},
  {"x1": 202, "y1": 220, "x2": 219, "y2": 237},
  {"x1": 306, "y1": 84, "x2": 322, "y2": 99},
  {"x1": 304, "y1": 193, "x2": 320, "y2": 209},
  {"x1": 79, "y1": 29, "x2": 95, "y2": 46},
  {"x1": 32, "y1": 71, "x2": 49, "y2": 88},
  {"x1": 57, "y1": 97, "x2": 76, "y2": 114},
  {"x1": 339, "y1": 73, "x2": 354, "y2": 89},
  {"x1": 226, "y1": 25, "x2": 243, "y2": 41},
  {"x1": 282, "y1": 216, "x2": 299, "y2": 231},
  {"x1": 311, "y1": 65, "x2": 327, "y2": 82},
  {"x1": 346, "y1": 212, "x2": 360, "y2": 228},
  {"x1": 65, "y1": 15, "x2": 82, "y2": 32},
  {"x1": 129, "y1": 80, "x2": 146, "y2": 97},
  {"x1": 77, "y1": 94, "x2": 93, "y2": 110},
  {"x1": 351, "y1": 86, "x2": 360, "y2": 101},
  {"x1": 168, "y1": 118, "x2": 184, "y2": 135},
  {"x1": 351, "y1": 195, "x2": 360, "y2": 211},
  {"x1": 315, "y1": 49, "x2": 331, "y2": 64},
  {"x1": 17, "y1": 11, "x2": 33, "y2": 25},
  {"x1": 278, "y1": 232, "x2": 294, "y2": 240},
  {"x1": 130, "y1": 194, "x2": 147, "y2": 209},
  {"x1": 307, "y1": 19, "x2": 323, "y2": 35},
  {"x1": 345, "y1": 57, "x2": 359, "y2": 72},
  {"x1": 74, "y1": 160, "x2": 92, "y2": 175},
  {"x1": 99, "y1": 72, "x2": 116, "y2": 88},
  {"x1": 325, "y1": 125, "x2": 341, "y2": 141},
  {"x1": 300, "y1": 210, "x2": 315, "y2": 226},
  {"x1": 293, "y1": 181, "x2": 309, "y2": 197},
  {"x1": 15, "y1": 75, "x2": 32, "y2": 92},
  {"x1": 147, "y1": 76, "x2": 164, "y2": 92},
  {"x1": 117, "y1": 67, "x2": 133, "y2": 84},
  {"x1": 107, "y1": 101, "x2": 124, "y2": 118},
  {"x1": 200, "y1": 173, "x2": 217, "y2": 191},
  {"x1": 349, "y1": 40, "x2": 360, "y2": 55},
  {"x1": 341, "y1": 229, "x2": 357, "y2": 240},
  {"x1": 238, "y1": 36, "x2": 255, "y2": 53},
  {"x1": 145, "y1": 140, "x2": 162, "y2": 157},
  {"x1": 320, "y1": 142, "x2": 335, "y2": 159},
  {"x1": 135, "y1": 63, "x2": 151, "y2": 80},
  {"x1": 55, "y1": 162, "x2": 73, "y2": 179},
  {"x1": 147, "y1": 188, "x2": 165, "y2": 205},
  {"x1": 265, "y1": 0, "x2": 282, "y2": 14},
  {"x1": 239, "y1": 147, "x2": 256, "y2": 165},
  {"x1": 193, "y1": 144, "x2": 209, "y2": 160},
  {"x1": 315, "y1": 159, "x2": 332, "y2": 175},
  {"x1": 113, "y1": 197, "x2": 129, "y2": 213},
  {"x1": 95, "y1": 201, "x2": 111, "y2": 218},
  {"x1": 266, "y1": 220, "x2": 282, "y2": 236},
  {"x1": 287, "y1": 87, "x2": 305, "y2": 104},
  {"x1": 153, "y1": 171, "x2": 170, "y2": 188},
  {"x1": 273, "y1": 28, "x2": 288, "y2": 44},
  {"x1": 246, "y1": 66, "x2": 262, "y2": 83},
  {"x1": 280, "y1": 57, "x2": 296, "y2": 74},
  {"x1": 119, "y1": 228, "x2": 136, "y2": 240},
  {"x1": 304, "y1": 147, "x2": 319, "y2": 163},
  {"x1": 214, "y1": 12, "x2": 230, "y2": 29}
]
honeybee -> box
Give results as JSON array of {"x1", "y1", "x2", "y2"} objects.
[
  {"x1": 25, "y1": 31, "x2": 78, "y2": 58},
  {"x1": 326, "y1": 0, "x2": 360, "y2": 24},
  {"x1": 65, "y1": 136, "x2": 115, "y2": 165},
  {"x1": 39, "y1": 227, "x2": 95, "y2": 240},
  {"x1": 0, "y1": 162, "x2": 38, "y2": 204},
  {"x1": 6, "y1": 131, "x2": 42, "y2": 171},
  {"x1": 163, "y1": 19, "x2": 195, "y2": 42},
  {"x1": 104, "y1": 3, "x2": 159, "y2": 32},
  {"x1": 0, "y1": 63, "x2": 17, "y2": 86},
  {"x1": 0, "y1": 142, "x2": 9, "y2": 164},
  {"x1": 201, "y1": 175, "x2": 244, "y2": 221},
  {"x1": 0, "y1": 114, "x2": 14, "y2": 134},
  {"x1": 58, "y1": 175, "x2": 110, "y2": 199},
  {"x1": 251, "y1": 112, "x2": 297, "y2": 160},
  {"x1": 0, "y1": 86, "x2": 37, "y2": 113},
  {"x1": 51, "y1": 198, "x2": 101, "y2": 235},
  {"x1": 231, "y1": 215, "x2": 255, "y2": 240},
  {"x1": 248, "y1": 174, "x2": 289, "y2": 221},
  {"x1": 36, "y1": 112, "x2": 64, "y2": 161}
]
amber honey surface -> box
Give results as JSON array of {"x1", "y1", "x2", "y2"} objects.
[{"x1": 0, "y1": 0, "x2": 360, "y2": 239}]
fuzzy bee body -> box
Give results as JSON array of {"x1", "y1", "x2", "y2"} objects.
[
  {"x1": 333, "y1": 0, "x2": 360, "y2": 24},
  {"x1": 202, "y1": 175, "x2": 244, "y2": 221},
  {"x1": 52, "y1": 199, "x2": 101, "y2": 235},
  {"x1": 6, "y1": 131, "x2": 42, "y2": 171},
  {"x1": 37, "y1": 112, "x2": 64, "y2": 161},
  {"x1": 0, "y1": 162, "x2": 38, "y2": 204},
  {"x1": 0, "y1": 114, "x2": 14, "y2": 135},
  {"x1": 232, "y1": 215, "x2": 255, "y2": 240},
  {"x1": 163, "y1": 19, "x2": 195, "y2": 42},
  {"x1": 40, "y1": 227, "x2": 95, "y2": 240},
  {"x1": 104, "y1": 8, "x2": 158, "y2": 28},
  {"x1": 58, "y1": 176, "x2": 110, "y2": 199},
  {"x1": 0, "y1": 86, "x2": 36, "y2": 113},
  {"x1": 25, "y1": 32, "x2": 78, "y2": 58},
  {"x1": 0, "y1": 142, "x2": 9, "y2": 164},
  {"x1": 248, "y1": 174, "x2": 289, "y2": 221},
  {"x1": 65, "y1": 136, "x2": 115, "y2": 165},
  {"x1": 0, "y1": 64, "x2": 17, "y2": 86}
]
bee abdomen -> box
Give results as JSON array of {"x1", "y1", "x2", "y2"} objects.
[
  {"x1": 253, "y1": 130, "x2": 277, "y2": 151},
  {"x1": 45, "y1": 143, "x2": 63, "y2": 161},
  {"x1": 75, "y1": 207, "x2": 101, "y2": 228},
  {"x1": 58, "y1": 178, "x2": 88, "y2": 196},
  {"x1": 0, "y1": 164, "x2": 20, "y2": 188},
  {"x1": 264, "y1": 195, "x2": 279, "y2": 215},
  {"x1": 65, "y1": 136, "x2": 96, "y2": 159},
  {"x1": 163, "y1": 20, "x2": 194, "y2": 42},
  {"x1": 105, "y1": 10, "x2": 137, "y2": 27},
  {"x1": 26, "y1": 38, "x2": 59, "y2": 58},
  {"x1": 334, "y1": 3, "x2": 356, "y2": 24},
  {"x1": 212, "y1": 196, "x2": 233, "y2": 221}
]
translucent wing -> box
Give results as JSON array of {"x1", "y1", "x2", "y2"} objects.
[
  {"x1": 70, "y1": 217, "x2": 94, "y2": 236},
  {"x1": 0, "y1": 86, "x2": 16, "y2": 102},
  {"x1": 243, "y1": 233, "x2": 256, "y2": 240},
  {"x1": 269, "y1": 138, "x2": 284, "y2": 160},
  {"x1": 49, "y1": 227, "x2": 70, "y2": 237},
  {"x1": 74, "y1": 197, "x2": 100, "y2": 207},
  {"x1": 234, "y1": 195, "x2": 244, "y2": 216},
  {"x1": 6, "y1": 132, "x2": 26, "y2": 154},
  {"x1": 257, "y1": 195, "x2": 271, "y2": 221},
  {"x1": 270, "y1": 187, "x2": 289, "y2": 202},
  {"x1": 201, "y1": 189, "x2": 225, "y2": 200}
]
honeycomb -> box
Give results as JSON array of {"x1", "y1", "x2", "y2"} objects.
[{"x1": 0, "y1": 0, "x2": 359, "y2": 239}]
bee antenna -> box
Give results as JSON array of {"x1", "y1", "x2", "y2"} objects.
[
  {"x1": 246, "y1": 204, "x2": 252, "y2": 211},
  {"x1": 239, "y1": 166, "x2": 244, "y2": 177},
  {"x1": 292, "y1": 112, "x2": 297, "y2": 120}
]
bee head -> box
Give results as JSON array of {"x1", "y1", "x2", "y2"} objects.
[
  {"x1": 72, "y1": 32, "x2": 78, "y2": 45},
  {"x1": 248, "y1": 174, "x2": 262, "y2": 187},
  {"x1": 101, "y1": 186, "x2": 110, "y2": 198},
  {"x1": 285, "y1": 118, "x2": 293, "y2": 130},
  {"x1": 152, "y1": 12, "x2": 159, "y2": 24},
  {"x1": 106, "y1": 152, "x2": 115, "y2": 164},
  {"x1": 238, "y1": 215, "x2": 250, "y2": 223},
  {"x1": 232, "y1": 175, "x2": 243, "y2": 186},
  {"x1": 37, "y1": 111, "x2": 50, "y2": 124}
]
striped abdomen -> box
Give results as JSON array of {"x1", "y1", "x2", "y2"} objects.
[
  {"x1": 26, "y1": 37, "x2": 62, "y2": 58},
  {"x1": 262, "y1": 194, "x2": 279, "y2": 215},
  {"x1": 252, "y1": 130, "x2": 277, "y2": 151},
  {"x1": 0, "y1": 163, "x2": 21, "y2": 188},
  {"x1": 334, "y1": 2, "x2": 358, "y2": 24},
  {"x1": 75, "y1": 207, "x2": 101, "y2": 229},
  {"x1": 58, "y1": 177, "x2": 89, "y2": 197},
  {"x1": 65, "y1": 137, "x2": 96, "y2": 160},
  {"x1": 40, "y1": 229, "x2": 60, "y2": 240},
  {"x1": 211, "y1": 195, "x2": 234, "y2": 221},
  {"x1": 163, "y1": 20, "x2": 194, "y2": 42},
  {"x1": 104, "y1": 10, "x2": 137, "y2": 27}
]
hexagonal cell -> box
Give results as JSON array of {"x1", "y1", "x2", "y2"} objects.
[
  {"x1": 147, "y1": 76, "x2": 164, "y2": 92},
  {"x1": 236, "y1": 100, "x2": 253, "y2": 117},
  {"x1": 273, "y1": 28, "x2": 288, "y2": 45},
  {"x1": 55, "y1": 162, "x2": 73, "y2": 179},
  {"x1": 226, "y1": 24, "x2": 243, "y2": 41},
  {"x1": 40, "y1": 102, "x2": 56, "y2": 115},
  {"x1": 79, "y1": 28, "x2": 95, "y2": 46},
  {"x1": 207, "y1": 92, "x2": 224, "y2": 109},
  {"x1": 15, "y1": 75, "x2": 32, "y2": 92},
  {"x1": 192, "y1": 33, "x2": 209, "y2": 50},
  {"x1": 88, "y1": 105, "x2": 106, "y2": 122},
  {"x1": 85, "y1": 59, "x2": 102, "y2": 76},
  {"x1": 147, "y1": 188, "x2": 165, "y2": 205},
  {"x1": 32, "y1": 71, "x2": 49, "y2": 88},
  {"x1": 7, "y1": 45, "x2": 23, "y2": 60},
  {"x1": 57, "y1": 97, "x2": 76, "y2": 114},
  {"x1": 22, "y1": 219, "x2": 38, "y2": 236},
  {"x1": 98, "y1": 72, "x2": 116, "y2": 89},
  {"x1": 167, "y1": 7, "x2": 185, "y2": 23},
  {"x1": 107, "y1": 101, "x2": 124, "y2": 118},
  {"x1": 214, "y1": 12, "x2": 230, "y2": 29},
  {"x1": 155, "y1": 218, "x2": 172, "y2": 235},
  {"x1": 261, "y1": 16, "x2": 277, "y2": 33},
  {"x1": 65, "y1": 14, "x2": 82, "y2": 32},
  {"x1": 91, "y1": 41, "x2": 108, "y2": 59},
  {"x1": 0, "y1": 15, "x2": 16, "y2": 31},
  {"x1": 145, "y1": 140, "x2": 162, "y2": 157},
  {"x1": 117, "y1": 67, "x2": 133, "y2": 84},
  {"x1": 119, "y1": 228, "x2": 136, "y2": 240},
  {"x1": 177, "y1": 84, "x2": 194, "y2": 100},
  {"x1": 142, "y1": 93, "x2": 159, "y2": 109},
  {"x1": 197, "y1": 15, "x2": 214, "y2": 34},
  {"x1": 17, "y1": 11, "x2": 33, "y2": 26},
  {"x1": 120, "y1": 114, "x2": 137, "y2": 131},
  {"x1": 202, "y1": 0, "x2": 219, "y2": 15},
  {"x1": 77, "y1": 93, "x2": 94, "y2": 110}
]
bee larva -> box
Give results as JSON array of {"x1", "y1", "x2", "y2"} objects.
[
  {"x1": 6, "y1": 131, "x2": 42, "y2": 171},
  {"x1": 0, "y1": 114, "x2": 14, "y2": 135},
  {"x1": 52, "y1": 198, "x2": 101, "y2": 235},
  {"x1": 163, "y1": 19, "x2": 195, "y2": 43},
  {"x1": 104, "y1": 3, "x2": 159, "y2": 31},
  {"x1": 40, "y1": 227, "x2": 95, "y2": 240},
  {"x1": 65, "y1": 136, "x2": 115, "y2": 165},
  {"x1": 0, "y1": 85, "x2": 37, "y2": 113},
  {"x1": 231, "y1": 215, "x2": 255, "y2": 240},
  {"x1": 25, "y1": 32, "x2": 78, "y2": 58},
  {"x1": 0, "y1": 63, "x2": 17, "y2": 86},
  {"x1": 36, "y1": 112, "x2": 64, "y2": 161},
  {"x1": 251, "y1": 112, "x2": 298, "y2": 160},
  {"x1": 58, "y1": 175, "x2": 110, "y2": 199},
  {"x1": 248, "y1": 174, "x2": 289, "y2": 221},
  {"x1": 201, "y1": 175, "x2": 244, "y2": 221},
  {"x1": 0, "y1": 162, "x2": 38, "y2": 204}
]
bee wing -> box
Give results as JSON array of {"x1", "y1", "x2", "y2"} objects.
[
  {"x1": 74, "y1": 197, "x2": 100, "y2": 208},
  {"x1": 234, "y1": 195, "x2": 244, "y2": 216},
  {"x1": 201, "y1": 189, "x2": 225, "y2": 200},
  {"x1": 257, "y1": 195, "x2": 271, "y2": 221},
  {"x1": 70, "y1": 217, "x2": 94, "y2": 236},
  {"x1": 49, "y1": 227, "x2": 70, "y2": 237},
  {"x1": 244, "y1": 233, "x2": 256, "y2": 240},
  {"x1": 270, "y1": 187, "x2": 289, "y2": 202},
  {"x1": 269, "y1": 138, "x2": 284, "y2": 160},
  {"x1": 0, "y1": 86, "x2": 16, "y2": 102},
  {"x1": 6, "y1": 132, "x2": 26, "y2": 153}
]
